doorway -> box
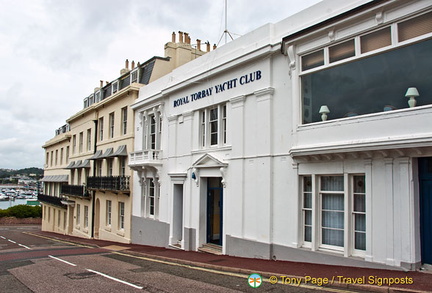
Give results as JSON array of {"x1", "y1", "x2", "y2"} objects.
[
  {"x1": 419, "y1": 157, "x2": 432, "y2": 265},
  {"x1": 207, "y1": 177, "x2": 223, "y2": 245},
  {"x1": 172, "y1": 184, "x2": 183, "y2": 246}
]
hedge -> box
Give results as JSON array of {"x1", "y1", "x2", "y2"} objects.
[{"x1": 0, "y1": 205, "x2": 42, "y2": 218}]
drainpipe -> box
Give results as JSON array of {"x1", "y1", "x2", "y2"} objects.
[{"x1": 91, "y1": 119, "x2": 98, "y2": 238}]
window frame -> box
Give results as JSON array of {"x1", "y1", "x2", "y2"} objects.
[
  {"x1": 121, "y1": 107, "x2": 128, "y2": 135},
  {"x1": 109, "y1": 112, "x2": 115, "y2": 139},
  {"x1": 200, "y1": 103, "x2": 227, "y2": 148},
  {"x1": 118, "y1": 202, "x2": 125, "y2": 230},
  {"x1": 106, "y1": 200, "x2": 112, "y2": 226}
]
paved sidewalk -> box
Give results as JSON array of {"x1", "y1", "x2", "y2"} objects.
[{"x1": 32, "y1": 230, "x2": 432, "y2": 293}]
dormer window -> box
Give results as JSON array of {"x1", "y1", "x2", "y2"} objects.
[
  {"x1": 83, "y1": 98, "x2": 89, "y2": 108},
  {"x1": 95, "y1": 90, "x2": 101, "y2": 103},
  {"x1": 130, "y1": 68, "x2": 139, "y2": 84},
  {"x1": 112, "y1": 80, "x2": 119, "y2": 94},
  {"x1": 88, "y1": 94, "x2": 94, "y2": 106}
]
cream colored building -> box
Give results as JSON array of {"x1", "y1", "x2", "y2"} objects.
[{"x1": 40, "y1": 32, "x2": 212, "y2": 243}]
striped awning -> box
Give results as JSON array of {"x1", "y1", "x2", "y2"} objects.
[
  {"x1": 40, "y1": 175, "x2": 69, "y2": 182},
  {"x1": 109, "y1": 145, "x2": 128, "y2": 157},
  {"x1": 89, "y1": 150, "x2": 103, "y2": 160}
]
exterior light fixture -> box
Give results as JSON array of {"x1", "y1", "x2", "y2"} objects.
[
  {"x1": 405, "y1": 87, "x2": 419, "y2": 108},
  {"x1": 319, "y1": 105, "x2": 330, "y2": 121}
]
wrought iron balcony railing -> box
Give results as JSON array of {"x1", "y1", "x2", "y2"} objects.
[
  {"x1": 87, "y1": 176, "x2": 130, "y2": 193},
  {"x1": 37, "y1": 194, "x2": 67, "y2": 208},
  {"x1": 61, "y1": 184, "x2": 89, "y2": 198}
]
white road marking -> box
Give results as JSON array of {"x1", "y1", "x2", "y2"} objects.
[
  {"x1": 0, "y1": 236, "x2": 6, "y2": 239},
  {"x1": 48, "y1": 255, "x2": 77, "y2": 267},
  {"x1": 18, "y1": 243, "x2": 31, "y2": 250},
  {"x1": 86, "y1": 269, "x2": 143, "y2": 289},
  {"x1": 8, "y1": 239, "x2": 16, "y2": 243}
]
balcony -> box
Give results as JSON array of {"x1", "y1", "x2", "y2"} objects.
[
  {"x1": 37, "y1": 194, "x2": 67, "y2": 208},
  {"x1": 87, "y1": 176, "x2": 130, "y2": 194},
  {"x1": 61, "y1": 184, "x2": 90, "y2": 199},
  {"x1": 129, "y1": 150, "x2": 163, "y2": 170}
]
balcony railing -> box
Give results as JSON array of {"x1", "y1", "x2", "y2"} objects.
[
  {"x1": 87, "y1": 176, "x2": 130, "y2": 193},
  {"x1": 38, "y1": 194, "x2": 67, "y2": 208},
  {"x1": 61, "y1": 184, "x2": 89, "y2": 198},
  {"x1": 129, "y1": 150, "x2": 163, "y2": 169}
]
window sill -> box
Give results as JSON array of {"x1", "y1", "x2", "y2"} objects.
[
  {"x1": 299, "y1": 103, "x2": 432, "y2": 131},
  {"x1": 191, "y1": 145, "x2": 232, "y2": 155},
  {"x1": 116, "y1": 230, "x2": 125, "y2": 237},
  {"x1": 105, "y1": 226, "x2": 112, "y2": 232}
]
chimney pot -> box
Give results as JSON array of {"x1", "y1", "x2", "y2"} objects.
[
  {"x1": 178, "y1": 31, "x2": 184, "y2": 43},
  {"x1": 206, "y1": 42, "x2": 210, "y2": 52},
  {"x1": 131, "y1": 60, "x2": 135, "y2": 69},
  {"x1": 172, "y1": 32, "x2": 176, "y2": 43},
  {"x1": 125, "y1": 59, "x2": 129, "y2": 69},
  {"x1": 213, "y1": 44, "x2": 217, "y2": 50},
  {"x1": 184, "y1": 32, "x2": 189, "y2": 44},
  {"x1": 197, "y1": 39, "x2": 201, "y2": 51},
  {"x1": 100, "y1": 80, "x2": 103, "y2": 88}
]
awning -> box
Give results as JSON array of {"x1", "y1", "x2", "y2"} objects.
[
  {"x1": 89, "y1": 150, "x2": 103, "y2": 160},
  {"x1": 65, "y1": 161, "x2": 75, "y2": 169},
  {"x1": 77, "y1": 159, "x2": 91, "y2": 168},
  {"x1": 73, "y1": 160, "x2": 82, "y2": 168},
  {"x1": 40, "y1": 175, "x2": 69, "y2": 182},
  {"x1": 100, "y1": 147, "x2": 114, "y2": 159},
  {"x1": 109, "y1": 145, "x2": 128, "y2": 157}
]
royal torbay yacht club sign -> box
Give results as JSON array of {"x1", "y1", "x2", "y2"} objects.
[{"x1": 173, "y1": 70, "x2": 262, "y2": 108}]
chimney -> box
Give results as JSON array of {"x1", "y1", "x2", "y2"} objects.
[
  {"x1": 100, "y1": 80, "x2": 104, "y2": 88},
  {"x1": 213, "y1": 44, "x2": 217, "y2": 50},
  {"x1": 197, "y1": 39, "x2": 201, "y2": 51},
  {"x1": 172, "y1": 32, "x2": 176, "y2": 43},
  {"x1": 125, "y1": 59, "x2": 129, "y2": 69},
  {"x1": 206, "y1": 42, "x2": 210, "y2": 52},
  {"x1": 184, "y1": 32, "x2": 189, "y2": 44},
  {"x1": 178, "y1": 31, "x2": 184, "y2": 43},
  {"x1": 131, "y1": 60, "x2": 135, "y2": 70}
]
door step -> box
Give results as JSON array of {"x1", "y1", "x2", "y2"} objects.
[
  {"x1": 198, "y1": 243, "x2": 222, "y2": 255},
  {"x1": 169, "y1": 243, "x2": 182, "y2": 250}
]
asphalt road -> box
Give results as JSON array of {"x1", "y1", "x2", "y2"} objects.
[{"x1": 0, "y1": 225, "x2": 364, "y2": 292}]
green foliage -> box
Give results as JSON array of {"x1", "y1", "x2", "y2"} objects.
[{"x1": 0, "y1": 205, "x2": 42, "y2": 218}]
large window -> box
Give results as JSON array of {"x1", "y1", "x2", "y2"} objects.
[
  {"x1": 109, "y1": 112, "x2": 115, "y2": 139},
  {"x1": 84, "y1": 205, "x2": 89, "y2": 228},
  {"x1": 121, "y1": 107, "x2": 127, "y2": 135},
  {"x1": 118, "y1": 202, "x2": 125, "y2": 230},
  {"x1": 87, "y1": 129, "x2": 92, "y2": 151},
  {"x1": 301, "y1": 12, "x2": 432, "y2": 123},
  {"x1": 106, "y1": 200, "x2": 112, "y2": 226},
  {"x1": 144, "y1": 113, "x2": 162, "y2": 151},
  {"x1": 76, "y1": 204, "x2": 81, "y2": 226},
  {"x1": 79, "y1": 132, "x2": 83, "y2": 153},
  {"x1": 200, "y1": 104, "x2": 227, "y2": 147},
  {"x1": 302, "y1": 175, "x2": 366, "y2": 256},
  {"x1": 143, "y1": 178, "x2": 159, "y2": 218},
  {"x1": 99, "y1": 117, "x2": 104, "y2": 141}
]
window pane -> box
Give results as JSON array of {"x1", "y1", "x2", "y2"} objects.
[
  {"x1": 330, "y1": 40, "x2": 355, "y2": 63},
  {"x1": 302, "y1": 39, "x2": 432, "y2": 123},
  {"x1": 302, "y1": 50, "x2": 324, "y2": 71},
  {"x1": 355, "y1": 214, "x2": 366, "y2": 232},
  {"x1": 398, "y1": 12, "x2": 432, "y2": 42},
  {"x1": 361, "y1": 27, "x2": 391, "y2": 53},
  {"x1": 321, "y1": 176, "x2": 344, "y2": 191},
  {"x1": 353, "y1": 176, "x2": 365, "y2": 193},
  {"x1": 322, "y1": 228, "x2": 344, "y2": 247},
  {"x1": 354, "y1": 194, "x2": 365, "y2": 212},
  {"x1": 303, "y1": 176, "x2": 312, "y2": 192},
  {"x1": 322, "y1": 211, "x2": 344, "y2": 229},
  {"x1": 304, "y1": 193, "x2": 312, "y2": 209},
  {"x1": 210, "y1": 108, "x2": 218, "y2": 120},
  {"x1": 305, "y1": 210, "x2": 312, "y2": 225},
  {"x1": 304, "y1": 226, "x2": 312, "y2": 242},
  {"x1": 211, "y1": 133, "x2": 218, "y2": 145},
  {"x1": 355, "y1": 232, "x2": 366, "y2": 250}
]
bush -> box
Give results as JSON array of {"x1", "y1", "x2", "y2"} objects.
[{"x1": 0, "y1": 205, "x2": 42, "y2": 218}]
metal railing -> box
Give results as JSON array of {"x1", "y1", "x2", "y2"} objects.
[
  {"x1": 61, "y1": 184, "x2": 89, "y2": 198},
  {"x1": 37, "y1": 194, "x2": 67, "y2": 208},
  {"x1": 87, "y1": 176, "x2": 130, "y2": 192}
]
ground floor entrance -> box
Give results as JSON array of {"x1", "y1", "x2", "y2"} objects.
[
  {"x1": 207, "y1": 177, "x2": 223, "y2": 245},
  {"x1": 419, "y1": 157, "x2": 432, "y2": 265}
]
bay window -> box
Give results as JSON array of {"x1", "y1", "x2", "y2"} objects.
[{"x1": 302, "y1": 174, "x2": 366, "y2": 256}]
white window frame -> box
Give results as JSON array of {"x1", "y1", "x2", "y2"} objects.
[
  {"x1": 112, "y1": 80, "x2": 119, "y2": 94},
  {"x1": 118, "y1": 202, "x2": 125, "y2": 230},
  {"x1": 121, "y1": 107, "x2": 128, "y2": 135},
  {"x1": 109, "y1": 112, "x2": 115, "y2": 139},
  {"x1": 106, "y1": 200, "x2": 112, "y2": 226},
  {"x1": 130, "y1": 68, "x2": 139, "y2": 84},
  {"x1": 200, "y1": 104, "x2": 227, "y2": 148},
  {"x1": 87, "y1": 129, "x2": 92, "y2": 152},
  {"x1": 84, "y1": 205, "x2": 89, "y2": 228},
  {"x1": 99, "y1": 117, "x2": 104, "y2": 141},
  {"x1": 76, "y1": 203, "x2": 81, "y2": 226},
  {"x1": 301, "y1": 174, "x2": 366, "y2": 257}
]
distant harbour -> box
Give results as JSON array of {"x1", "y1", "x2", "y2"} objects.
[{"x1": 0, "y1": 198, "x2": 33, "y2": 210}]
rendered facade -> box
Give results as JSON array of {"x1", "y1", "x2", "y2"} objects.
[
  {"x1": 40, "y1": 32, "x2": 211, "y2": 243},
  {"x1": 130, "y1": 0, "x2": 432, "y2": 270}
]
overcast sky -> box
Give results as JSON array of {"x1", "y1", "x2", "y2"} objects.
[{"x1": 0, "y1": 0, "x2": 321, "y2": 170}]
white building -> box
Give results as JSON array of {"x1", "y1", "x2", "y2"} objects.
[{"x1": 129, "y1": 0, "x2": 432, "y2": 270}]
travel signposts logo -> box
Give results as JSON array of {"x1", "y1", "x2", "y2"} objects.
[{"x1": 248, "y1": 273, "x2": 262, "y2": 288}]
